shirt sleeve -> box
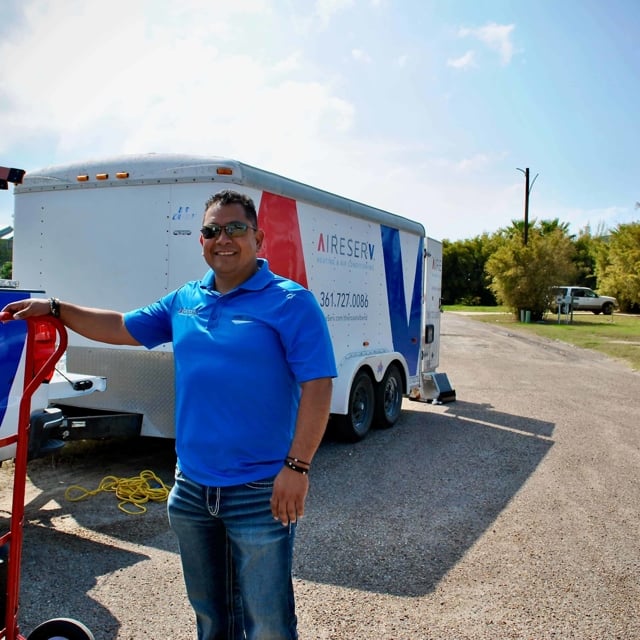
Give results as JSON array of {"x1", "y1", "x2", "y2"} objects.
[
  {"x1": 276, "y1": 287, "x2": 337, "y2": 383},
  {"x1": 124, "y1": 290, "x2": 178, "y2": 349}
]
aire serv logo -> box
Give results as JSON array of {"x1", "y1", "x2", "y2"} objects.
[{"x1": 316, "y1": 232, "x2": 375, "y2": 261}]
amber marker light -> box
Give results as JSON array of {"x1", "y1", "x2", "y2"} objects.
[
  {"x1": 216, "y1": 167, "x2": 233, "y2": 175},
  {"x1": 116, "y1": 172, "x2": 129, "y2": 179},
  {"x1": 77, "y1": 175, "x2": 89, "y2": 182},
  {"x1": 96, "y1": 173, "x2": 109, "y2": 180}
]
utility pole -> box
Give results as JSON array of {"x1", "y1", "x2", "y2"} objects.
[{"x1": 516, "y1": 167, "x2": 538, "y2": 245}]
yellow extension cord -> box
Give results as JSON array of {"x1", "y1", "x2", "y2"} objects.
[{"x1": 64, "y1": 469, "x2": 172, "y2": 515}]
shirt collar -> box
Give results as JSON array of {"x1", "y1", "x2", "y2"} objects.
[{"x1": 200, "y1": 258, "x2": 272, "y2": 293}]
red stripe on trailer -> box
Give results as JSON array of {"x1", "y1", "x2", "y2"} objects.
[{"x1": 257, "y1": 191, "x2": 308, "y2": 288}]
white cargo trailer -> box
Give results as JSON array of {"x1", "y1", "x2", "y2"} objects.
[
  {"x1": 1, "y1": 166, "x2": 105, "y2": 461},
  {"x1": 10, "y1": 154, "x2": 455, "y2": 444}
]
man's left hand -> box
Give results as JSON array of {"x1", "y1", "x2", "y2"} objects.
[{"x1": 271, "y1": 467, "x2": 309, "y2": 526}]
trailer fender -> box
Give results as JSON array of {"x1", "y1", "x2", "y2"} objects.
[{"x1": 330, "y1": 352, "x2": 409, "y2": 417}]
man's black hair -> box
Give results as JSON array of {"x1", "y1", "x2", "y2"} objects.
[{"x1": 204, "y1": 190, "x2": 258, "y2": 227}]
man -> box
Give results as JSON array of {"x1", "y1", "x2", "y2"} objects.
[{"x1": 2, "y1": 189, "x2": 337, "y2": 640}]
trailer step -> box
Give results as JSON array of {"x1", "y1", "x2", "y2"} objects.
[{"x1": 421, "y1": 372, "x2": 456, "y2": 404}]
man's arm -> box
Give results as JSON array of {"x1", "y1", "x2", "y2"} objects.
[
  {"x1": 1, "y1": 297, "x2": 140, "y2": 346},
  {"x1": 271, "y1": 377, "x2": 333, "y2": 526}
]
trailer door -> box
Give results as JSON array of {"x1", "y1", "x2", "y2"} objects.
[
  {"x1": 423, "y1": 237, "x2": 443, "y2": 373},
  {"x1": 13, "y1": 186, "x2": 172, "y2": 311}
]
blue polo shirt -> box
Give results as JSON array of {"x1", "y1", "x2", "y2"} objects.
[{"x1": 124, "y1": 259, "x2": 337, "y2": 486}]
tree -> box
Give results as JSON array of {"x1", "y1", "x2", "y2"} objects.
[
  {"x1": 572, "y1": 225, "x2": 603, "y2": 289},
  {"x1": 485, "y1": 226, "x2": 577, "y2": 320},
  {"x1": 539, "y1": 218, "x2": 572, "y2": 237},
  {"x1": 500, "y1": 218, "x2": 536, "y2": 240},
  {"x1": 498, "y1": 217, "x2": 572, "y2": 241},
  {"x1": 0, "y1": 238, "x2": 12, "y2": 279},
  {"x1": 442, "y1": 234, "x2": 497, "y2": 305},
  {"x1": 595, "y1": 222, "x2": 640, "y2": 312}
]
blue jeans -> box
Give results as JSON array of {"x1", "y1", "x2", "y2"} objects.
[{"x1": 167, "y1": 468, "x2": 298, "y2": 640}]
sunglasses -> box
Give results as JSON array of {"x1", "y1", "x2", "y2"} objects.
[{"x1": 200, "y1": 221, "x2": 257, "y2": 239}]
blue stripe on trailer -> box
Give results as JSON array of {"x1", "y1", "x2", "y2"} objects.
[
  {"x1": 381, "y1": 226, "x2": 423, "y2": 374},
  {"x1": 0, "y1": 292, "x2": 28, "y2": 425}
]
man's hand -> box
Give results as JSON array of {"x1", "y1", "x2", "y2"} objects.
[
  {"x1": 2, "y1": 299, "x2": 140, "y2": 346},
  {"x1": 1, "y1": 298, "x2": 50, "y2": 321},
  {"x1": 271, "y1": 466, "x2": 309, "y2": 526}
]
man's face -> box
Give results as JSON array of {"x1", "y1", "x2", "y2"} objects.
[{"x1": 200, "y1": 202, "x2": 264, "y2": 288}]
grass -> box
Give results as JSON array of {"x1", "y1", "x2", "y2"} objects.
[
  {"x1": 444, "y1": 304, "x2": 511, "y2": 313},
  {"x1": 443, "y1": 306, "x2": 640, "y2": 371}
]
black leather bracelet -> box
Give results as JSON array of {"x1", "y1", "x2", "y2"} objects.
[
  {"x1": 49, "y1": 297, "x2": 61, "y2": 318},
  {"x1": 286, "y1": 456, "x2": 311, "y2": 467},
  {"x1": 284, "y1": 459, "x2": 309, "y2": 475}
]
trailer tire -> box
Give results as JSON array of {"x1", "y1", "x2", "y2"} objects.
[
  {"x1": 336, "y1": 370, "x2": 375, "y2": 442},
  {"x1": 27, "y1": 617, "x2": 95, "y2": 640},
  {"x1": 374, "y1": 364, "x2": 403, "y2": 429}
]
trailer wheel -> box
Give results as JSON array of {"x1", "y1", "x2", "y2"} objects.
[
  {"x1": 27, "y1": 617, "x2": 95, "y2": 640},
  {"x1": 337, "y1": 370, "x2": 375, "y2": 442},
  {"x1": 374, "y1": 364, "x2": 403, "y2": 429}
]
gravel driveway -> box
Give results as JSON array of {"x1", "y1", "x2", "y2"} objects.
[{"x1": 2, "y1": 311, "x2": 639, "y2": 639}]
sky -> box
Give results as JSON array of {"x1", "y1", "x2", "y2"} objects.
[{"x1": 1, "y1": 0, "x2": 639, "y2": 241}]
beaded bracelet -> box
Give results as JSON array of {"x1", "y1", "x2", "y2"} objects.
[{"x1": 49, "y1": 297, "x2": 61, "y2": 318}]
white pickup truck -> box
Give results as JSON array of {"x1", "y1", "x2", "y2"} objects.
[{"x1": 551, "y1": 286, "x2": 618, "y2": 315}]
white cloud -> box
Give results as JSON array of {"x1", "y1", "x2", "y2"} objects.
[
  {"x1": 458, "y1": 22, "x2": 517, "y2": 65},
  {"x1": 552, "y1": 204, "x2": 636, "y2": 237},
  {"x1": 447, "y1": 50, "x2": 476, "y2": 69},
  {"x1": 351, "y1": 48, "x2": 372, "y2": 63},
  {"x1": 272, "y1": 51, "x2": 304, "y2": 74},
  {"x1": 0, "y1": 1, "x2": 355, "y2": 165},
  {"x1": 453, "y1": 153, "x2": 494, "y2": 172},
  {"x1": 314, "y1": 0, "x2": 355, "y2": 28}
]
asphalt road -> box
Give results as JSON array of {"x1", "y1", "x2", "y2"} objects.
[{"x1": 2, "y1": 311, "x2": 639, "y2": 639}]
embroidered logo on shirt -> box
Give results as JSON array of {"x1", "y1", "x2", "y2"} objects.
[{"x1": 178, "y1": 308, "x2": 200, "y2": 316}]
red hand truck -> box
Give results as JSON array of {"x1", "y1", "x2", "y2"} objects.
[{"x1": 0, "y1": 312, "x2": 94, "y2": 640}]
